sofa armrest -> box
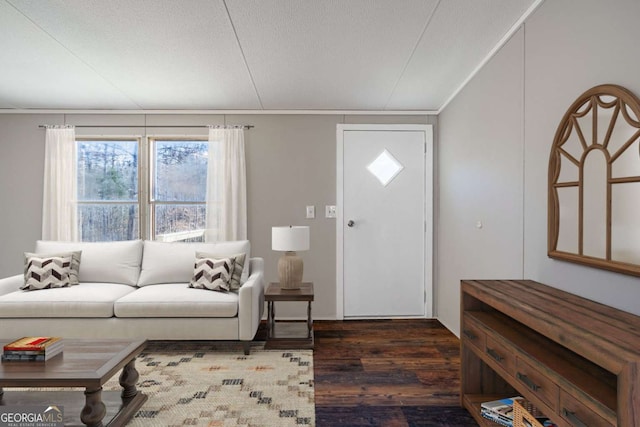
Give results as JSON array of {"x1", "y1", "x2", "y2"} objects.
[
  {"x1": 0, "y1": 274, "x2": 22, "y2": 297},
  {"x1": 238, "y1": 258, "x2": 265, "y2": 341}
]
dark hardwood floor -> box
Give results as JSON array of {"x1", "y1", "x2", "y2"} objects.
[{"x1": 313, "y1": 319, "x2": 478, "y2": 427}]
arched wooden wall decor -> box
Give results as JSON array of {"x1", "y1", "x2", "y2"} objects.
[{"x1": 548, "y1": 84, "x2": 640, "y2": 276}]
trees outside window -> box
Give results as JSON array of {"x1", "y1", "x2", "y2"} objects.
[
  {"x1": 77, "y1": 139, "x2": 138, "y2": 241},
  {"x1": 151, "y1": 140, "x2": 208, "y2": 242}
]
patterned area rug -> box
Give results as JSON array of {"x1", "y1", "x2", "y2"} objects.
[
  {"x1": 104, "y1": 342, "x2": 315, "y2": 426},
  {"x1": 9, "y1": 342, "x2": 314, "y2": 426}
]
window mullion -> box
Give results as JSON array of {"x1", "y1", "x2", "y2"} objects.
[{"x1": 140, "y1": 136, "x2": 150, "y2": 240}]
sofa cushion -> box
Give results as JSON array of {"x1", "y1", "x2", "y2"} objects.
[
  {"x1": 21, "y1": 253, "x2": 74, "y2": 290},
  {"x1": 35, "y1": 240, "x2": 143, "y2": 286},
  {"x1": 0, "y1": 283, "x2": 136, "y2": 318},
  {"x1": 137, "y1": 240, "x2": 250, "y2": 286},
  {"x1": 114, "y1": 283, "x2": 239, "y2": 318},
  {"x1": 189, "y1": 257, "x2": 234, "y2": 292}
]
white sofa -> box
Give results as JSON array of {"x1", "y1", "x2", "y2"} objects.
[{"x1": 0, "y1": 239, "x2": 265, "y2": 354}]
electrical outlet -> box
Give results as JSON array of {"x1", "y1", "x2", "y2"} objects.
[
  {"x1": 306, "y1": 205, "x2": 315, "y2": 219},
  {"x1": 325, "y1": 205, "x2": 336, "y2": 218}
]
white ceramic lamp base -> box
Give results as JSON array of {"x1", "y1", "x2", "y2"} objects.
[{"x1": 278, "y1": 251, "x2": 303, "y2": 289}]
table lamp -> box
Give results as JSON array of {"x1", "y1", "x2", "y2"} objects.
[{"x1": 272, "y1": 226, "x2": 310, "y2": 289}]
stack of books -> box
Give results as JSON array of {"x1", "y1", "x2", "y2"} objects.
[
  {"x1": 480, "y1": 396, "x2": 523, "y2": 426},
  {"x1": 2, "y1": 337, "x2": 63, "y2": 362}
]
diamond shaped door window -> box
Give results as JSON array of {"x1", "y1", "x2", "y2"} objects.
[{"x1": 367, "y1": 149, "x2": 404, "y2": 187}]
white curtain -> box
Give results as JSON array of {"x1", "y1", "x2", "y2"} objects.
[
  {"x1": 42, "y1": 126, "x2": 78, "y2": 241},
  {"x1": 205, "y1": 128, "x2": 247, "y2": 242}
]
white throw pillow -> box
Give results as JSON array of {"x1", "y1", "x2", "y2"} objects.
[
  {"x1": 137, "y1": 240, "x2": 250, "y2": 286},
  {"x1": 35, "y1": 240, "x2": 143, "y2": 286}
]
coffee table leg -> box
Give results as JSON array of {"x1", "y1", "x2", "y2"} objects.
[
  {"x1": 81, "y1": 387, "x2": 106, "y2": 427},
  {"x1": 119, "y1": 359, "x2": 140, "y2": 399}
]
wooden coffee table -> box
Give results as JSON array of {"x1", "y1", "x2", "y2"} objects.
[{"x1": 0, "y1": 339, "x2": 147, "y2": 427}]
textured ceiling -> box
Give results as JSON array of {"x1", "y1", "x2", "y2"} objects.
[{"x1": 0, "y1": 0, "x2": 538, "y2": 111}]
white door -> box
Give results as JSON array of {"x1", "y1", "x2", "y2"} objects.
[{"x1": 337, "y1": 124, "x2": 433, "y2": 318}]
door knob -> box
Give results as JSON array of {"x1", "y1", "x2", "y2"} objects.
[{"x1": 347, "y1": 220, "x2": 355, "y2": 227}]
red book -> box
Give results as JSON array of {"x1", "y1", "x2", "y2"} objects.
[{"x1": 4, "y1": 337, "x2": 62, "y2": 351}]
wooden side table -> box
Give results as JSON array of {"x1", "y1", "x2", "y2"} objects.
[{"x1": 265, "y1": 282, "x2": 314, "y2": 349}]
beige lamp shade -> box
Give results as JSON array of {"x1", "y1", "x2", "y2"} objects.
[{"x1": 272, "y1": 226, "x2": 310, "y2": 289}]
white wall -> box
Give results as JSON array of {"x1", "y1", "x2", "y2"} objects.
[
  {"x1": 437, "y1": 0, "x2": 640, "y2": 335},
  {"x1": 0, "y1": 114, "x2": 61, "y2": 275},
  {"x1": 437, "y1": 29, "x2": 524, "y2": 334}
]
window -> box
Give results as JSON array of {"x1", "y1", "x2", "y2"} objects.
[
  {"x1": 77, "y1": 139, "x2": 139, "y2": 241},
  {"x1": 151, "y1": 139, "x2": 208, "y2": 242},
  {"x1": 76, "y1": 137, "x2": 208, "y2": 242}
]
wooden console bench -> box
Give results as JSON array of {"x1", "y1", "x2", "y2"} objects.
[{"x1": 461, "y1": 279, "x2": 640, "y2": 426}]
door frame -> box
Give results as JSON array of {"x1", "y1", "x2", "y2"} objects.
[{"x1": 336, "y1": 124, "x2": 434, "y2": 320}]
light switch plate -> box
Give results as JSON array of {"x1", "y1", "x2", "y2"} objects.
[
  {"x1": 306, "y1": 205, "x2": 315, "y2": 219},
  {"x1": 326, "y1": 205, "x2": 337, "y2": 218}
]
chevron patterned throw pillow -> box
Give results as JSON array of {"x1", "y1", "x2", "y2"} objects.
[
  {"x1": 196, "y1": 251, "x2": 246, "y2": 291},
  {"x1": 24, "y1": 251, "x2": 81, "y2": 286},
  {"x1": 21, "y1": 254, "x2": 73, "y2": 290},
  {"x1": 189, "y1": 257, "x2": 235, "y2": 292}
]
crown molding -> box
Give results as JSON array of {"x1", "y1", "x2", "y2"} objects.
[{"x1": 0, "y1": 109, "x2": 438, "y2": 116}]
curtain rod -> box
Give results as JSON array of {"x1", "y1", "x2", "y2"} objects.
[{"x1": 38, "y1": 124, "x2": 253, "y2": 129}]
